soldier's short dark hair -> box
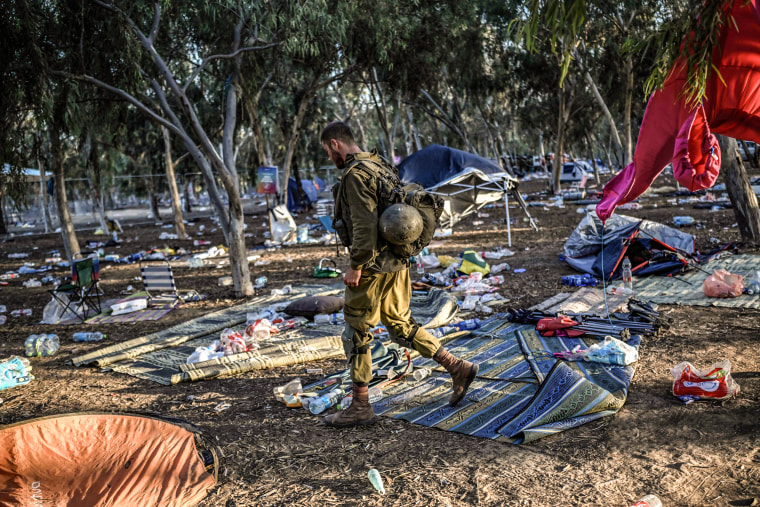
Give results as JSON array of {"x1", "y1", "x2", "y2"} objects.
[{"x1": 320, "y1": 121, "x2": 355, "y2": 146}]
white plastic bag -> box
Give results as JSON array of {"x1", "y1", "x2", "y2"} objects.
[
  {"x1": 41, "y1": 297, "x2": 65, "y2": 324},
  {"x1": 110, "y1": 298, "x2": 148, "y2": 316},
  {"x1": 584, "y1": 336, "x2": 639, "y2": 366}
]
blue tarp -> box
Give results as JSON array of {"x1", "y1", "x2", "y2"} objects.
[{"x1": 398, "y1": 144, "x2": 503, "y2": 189}]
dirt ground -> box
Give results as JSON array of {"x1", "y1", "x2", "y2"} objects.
[{"x1": 0, "y1": 173, "x2": 758, "y2": 507}]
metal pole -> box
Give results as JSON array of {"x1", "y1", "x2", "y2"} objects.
[{"x1": 504, "y1": 179, "x2": 512, "y2": 247}]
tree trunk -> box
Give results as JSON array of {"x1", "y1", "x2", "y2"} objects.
[
  {"x1": 161, "y1": 126, "x2": 187, "y2": 238},
  {"x1": 582, "y1": 70, "x2": 623, "y2": 168},
  {"x1": 740, "y1": 140, "x2": 756, "y2": 168},
  {"x1": 50, "y1": 124, "x2": 80, "y2": 262},
  {"x1": 553, "y1": 87, "x2": 565, "y2": 193},
  {"x1": 88, "y1": 135, "x2": 109, "y2": 232},
  {"x1": 184, "y1": 176, "x2": 193, "y2": 213},
  {"x1": 37, "y1": 156, "x2": 52, "y2": 233},
  {"x1": 623, "y1": 55, "x2": 634, "y2": 165},
  {"x1": 281, "y1": 89, "x2": 314, "y2": 207},
  {"x1": 586, "y1": 133, "x2": 601, "y2": 186},
  {"x1": 0, "y1": 192, "x2": 6, "y2": 236},
  {"x1": 717, "y1": 135, "x2": 760, "y2": 245},
  {"x1": 407, "y1": 108, "x2": 422, "y2": 151},
  {"x1": 145, "y1": 173, "x2": 162, "y2": 223}
]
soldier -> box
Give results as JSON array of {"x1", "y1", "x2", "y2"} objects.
[{"x1": 320, "y1": 121, "x2": 479, "y2": 428}]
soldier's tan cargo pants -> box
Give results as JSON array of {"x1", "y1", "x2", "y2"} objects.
[{"x1": 343, "y1": 269, "x2": 441, "y2": 385}]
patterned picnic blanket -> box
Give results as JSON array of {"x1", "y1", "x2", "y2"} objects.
[
  {"x1": 305, "y1": 317, "x2": 639, "y2": 444},
  {"x1": 633, "y1": 254, "x2": 760, "y2": 308},
  {"x1": 74, "y1": 286, "x2": 459, "y2": 385}
]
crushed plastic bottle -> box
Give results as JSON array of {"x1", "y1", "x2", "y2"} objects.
[
  {"x1": 11, "y1": 309, "x2": 33, "y2": 317},
  {"x1": 413, "y1": 367, "x2": 432, "y2": 381},
  {"x1": 72, "y1": 332, "x2": 106, "y2": 342},
  {"x1": 313, "y1": 313, "x2": 345, "y2": 325},
  {"x1": 368, "y1": 469, "x2": 386, "y2": 495},
  {"x1": 368, "y1": 386, "x2": 384, "y2": 403}
]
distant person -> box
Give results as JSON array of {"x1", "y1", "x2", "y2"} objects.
[{"x1": 320, "y1": 121, "x2": 479, "y2": 428}]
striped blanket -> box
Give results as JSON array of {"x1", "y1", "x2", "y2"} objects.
[{"x1": 306, "y1": 318, "x2": 639, "y2": 443}]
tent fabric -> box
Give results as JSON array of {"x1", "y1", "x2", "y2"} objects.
[
  {"x1": 427, "y1": 168, "x2": 517, "y2": 227},
  {"x1": 564, "y1": 212, "x2": 695, "y2": 280},
  {"x1": 0, "y1": 413, "x2": 215, "y2": 507},
  {"x1": 597, "y1": 0, "x2": 760, "y2": 222},
  {"x1": 398, "y1": 144, "x2": 503, "y2": 188},
  {"x1": 286, "y1": 177, "x2": 312, "y2": 212}
]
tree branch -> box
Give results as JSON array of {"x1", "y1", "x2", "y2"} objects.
[
  {"x1": 182, "y1": 42, "x2": 280, "y2": 94},
  {"x1": 53, "y1": 70, "x2": 184, "y2": 139},
  {"x1": 148, "y1": 1, "x2": 161, "y2": 43}
]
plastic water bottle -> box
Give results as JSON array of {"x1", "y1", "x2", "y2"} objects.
[
  {"x1": 314, "y1": 313, "x2": 345, "y2": 325},
  {"x1": 456, "y1": 318, "x2": 481, "y2": 331},
  {"x1": 368, "y1": 386, "x2": 384, "y2": 403},
  {"x1": 673, "y1": 216, "x2": 694, "y2": 227},
  {"x1": 72, "y1": 332, "x2": 106, "y2": 342},
  {"x1": 413, "y1": 367, "x2": 431, "y2": 381},
  {"x1": 368, "y1": 469, "x2": 386, "y2": 495},
  {"x1": 308, "y1": 389, "x2": 344, "y2": 415},
  {"x1": 621, "y1": 258, "x2": 633, "y2": 293},
  {"x1": 631, "y1": 494, "x2": 662, "y2": 507},
  {"x1": 25, "y1": 335, "x2": 60, "y2": 357},
  {"x1": 416, "y1": 258, "x2": 425, "y2": 276}
]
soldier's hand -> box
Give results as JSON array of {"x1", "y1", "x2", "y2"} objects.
[{"x1": 344, "y1": 267, "x2": 361, "y2": 287}]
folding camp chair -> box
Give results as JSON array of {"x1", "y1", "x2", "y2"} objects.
[
  {"x1": 139, "y1": 259, "x2": 183, "y2": 307},
  {"x1": 49, "y1": 255, "x2": 102, "y2": 322}
]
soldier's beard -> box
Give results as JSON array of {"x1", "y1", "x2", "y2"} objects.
[{"x1": 330, "y1": 148, "x2": 346, "y2": 169}]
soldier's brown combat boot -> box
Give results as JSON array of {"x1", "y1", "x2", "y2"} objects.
[
  {"x1": 324, "y1": 384, "x2": 375, "y2": 428},
  {"x1": 434, "y1": 347, "x2": 479, "y2": 406}
]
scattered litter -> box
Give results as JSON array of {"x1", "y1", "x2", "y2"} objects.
[
  {"x1": 0, "y1": 356, "x2": 34, "y2": 390},
  {"x1": 704, "y1": 269, "x2": 744, "y2": 298},
  {"x1": 24, "y1": 334, "x2": 60, "y2": 357},
  {"x1": 553, "y1": 336, "x2": 639, "y2": 366},
  {"x1": 213, "y1": 402, "x2": 231, "y2": 412},
  {"x1": 562, "y1": 274, "x2": 598, "y2": 287},
  {"x1": 671, "y1": 359, "x2": 740, "y2": 402},
  {"x1": 368, "y1": 469, "x2": 386, "y2": 495},
  {"x1": 218, "y1": 276, "x2": 233, "y2": 287},
  {"x1": 513, "y1": 268, "x2": 526, "y2": 273},
  {"x1": 673, "y1": 215, "x2": 694, "y2": 226}
]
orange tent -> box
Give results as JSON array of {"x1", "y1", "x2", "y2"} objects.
[{"x1": 0, "y1": 413, "x2": 216, "y2": 506}]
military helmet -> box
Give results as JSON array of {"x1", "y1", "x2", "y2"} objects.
[{"x1": 379, "y1": 203, "x2": 424, "y2": 245}]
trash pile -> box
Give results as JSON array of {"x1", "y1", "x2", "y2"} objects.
[
  {"x1": 411, "y1": 247, "x2": 515, "y2": 314},
  {"x1": 185, "y1": 306, "x2": 310, "y2": 364}
]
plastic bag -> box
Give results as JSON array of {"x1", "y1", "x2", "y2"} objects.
[
  {"x1": 584, "y1": 336, "x2": 639, "y2": 366},
  {"x1": 0, "y1": 356, "x2": 34, "y2": 390},
  {"x1": 41, "y1": 297, "x2": 65, "y2": 324},
  {"x1": 703, "y1": 269, "x2": 744, "y2": 298},
  {"x1": 671, "y1": 359, "x2": 740, "y2": 401}
]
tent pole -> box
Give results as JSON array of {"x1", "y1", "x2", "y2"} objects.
[{"x1": 504, "y1": 181, "x2": 512, "y2": 247}]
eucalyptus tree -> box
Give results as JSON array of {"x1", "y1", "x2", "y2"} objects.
[{"x1": 46, "y1": 1, "x2": 358, "y2": 296}]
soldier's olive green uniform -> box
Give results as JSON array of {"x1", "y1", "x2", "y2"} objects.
[{"x1": 333, "y1": 151, "x2": 441, "y2": 385}]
